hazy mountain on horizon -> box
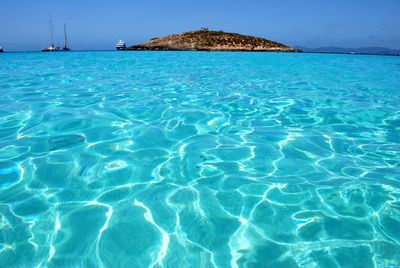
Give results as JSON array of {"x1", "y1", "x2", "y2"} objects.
[{"x1": 295, "y1": 46, "x2": 400, "y2": 55}]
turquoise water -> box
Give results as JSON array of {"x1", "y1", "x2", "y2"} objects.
[{"x1": 0, "y1": 51, "x2": 400, "y2": 267}]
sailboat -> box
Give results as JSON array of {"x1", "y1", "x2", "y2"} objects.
[{"x1": 42, "y1": 16, "x2": 70, "y2": 52}]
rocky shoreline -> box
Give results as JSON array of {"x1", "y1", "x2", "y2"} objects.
[{"x1": 128, "y1": 29, "x2": 301, "y2": 52}]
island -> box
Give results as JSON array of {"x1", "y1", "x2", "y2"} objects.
[{"x1": 127, "y1": 29, "x2": 301, "y2": 52}]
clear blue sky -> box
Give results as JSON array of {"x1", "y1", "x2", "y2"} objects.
[{"x1": 1, "y1": 0, "x2": 399, "y2": 51}]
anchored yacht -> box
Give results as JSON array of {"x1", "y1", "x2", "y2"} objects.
[
  {"x1": 42, "y1": 16, "x2": 70, "y2": 52},
  {"x1": 116, "y1": 40, "x2": 127, "y2": 50}
]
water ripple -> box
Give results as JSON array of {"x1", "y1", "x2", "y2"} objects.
[{"x1": 0, "y1": 51, "x2": 399, "y2": 267}]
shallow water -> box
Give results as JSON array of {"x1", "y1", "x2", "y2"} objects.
[{"x1": 0, "y1": 51, "x2": 400, "y2": 267}]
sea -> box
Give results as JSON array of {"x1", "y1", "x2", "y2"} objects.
[{"x1": 0, "y1": 51, "x2": 399, "y2": 267}]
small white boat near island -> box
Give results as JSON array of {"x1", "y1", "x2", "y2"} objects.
[{"x1": 116, "y1": 40, "x2": 127, "y2": 50}]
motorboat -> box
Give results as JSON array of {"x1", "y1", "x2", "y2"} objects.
[{"x1": 116, "y1": 40, "x2": 127, "y2": 50}]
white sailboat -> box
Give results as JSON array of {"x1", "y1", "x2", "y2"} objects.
[{"x1": 42, "y1": 16, "x2": 70, "y2": 52}]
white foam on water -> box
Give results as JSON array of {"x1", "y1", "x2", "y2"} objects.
[{"x1": 134, "y1": 200, "x2": 170, "y2": 267}]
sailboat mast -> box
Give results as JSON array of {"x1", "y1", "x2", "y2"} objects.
[
  {"x1": 49, "y1": 16, "x2": 53, "y2": 47},
  {"x1": 64, "y1": 23, "x2": 68, "y2": 50}
]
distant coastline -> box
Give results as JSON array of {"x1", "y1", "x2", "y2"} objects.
[{"x1": 296, "y1": 46, "x2": 400, "y2": 56}]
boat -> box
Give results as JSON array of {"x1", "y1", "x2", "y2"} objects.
[
  {"x1": 116, "y1": 40, "x2": 127, "y2": 50},
  {"x1": 42, "y1": 44, "x2": 62, "y2": 52},
  {"x1": 42, "y1": 16, "x2": 70, "y2": 52}
]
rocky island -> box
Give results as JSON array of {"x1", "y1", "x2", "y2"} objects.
[{"x1": 128, "y1": 29, "x2": 301, "y2": 52}]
